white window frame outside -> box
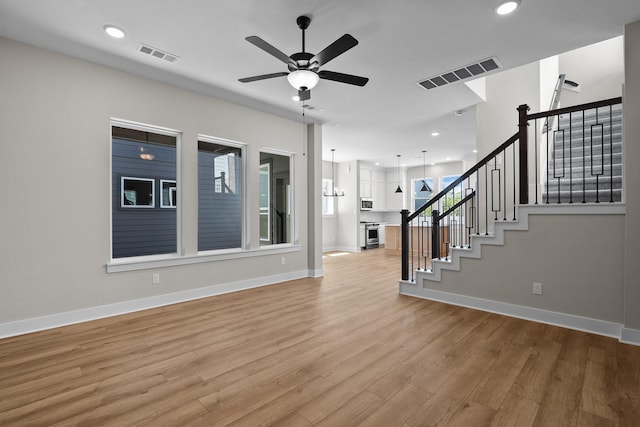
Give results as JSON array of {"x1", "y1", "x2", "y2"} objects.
[
  {"x1": 197, "y1": 134, "x2": 247, "y2": 254},
  {"x1": 110, "y1": 118, "x2": 182, "y2": 264},
  {"x1": 160, "y1": 179, "x2": 177, "y2": 208},
  {"x1": 121, "y1": 176, "x2": 155, "y2": 208}
]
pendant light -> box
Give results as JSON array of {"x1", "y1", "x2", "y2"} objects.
[
  {"x1": 324, "y1": 148, "x2": 344, "y2": 197},
  {"x1": 395, "y1": 154, "x2": 403, "y2": 193},
  {"x1": 420, "y1": 150, "x2": 432, "y2": 192}
]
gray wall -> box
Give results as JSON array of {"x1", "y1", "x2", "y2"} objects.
[
  {"x1": 624, "y1": 21, "x2": 640, "y2": 331},
  {"x1": 0, "y1": 37, "x2": 311, "y2": 325},
  {"x1": 424, "y1": 213, "x2": 625, "y2": 323}
]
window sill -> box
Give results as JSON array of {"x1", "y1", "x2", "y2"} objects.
[{"x1": 106, "y1": 244, "x2": 302, "y2": 273}]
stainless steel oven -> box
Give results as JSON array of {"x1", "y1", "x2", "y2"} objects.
[{"x1": 365, "y1": 223, "x2": 379, "y2": 249}]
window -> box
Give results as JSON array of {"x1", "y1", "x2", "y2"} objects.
[
  {"x1": 160, "y1": 180, "x2": 176, "y2": 208},
  {"x1": 260, "y1": 151, "x2": 292, "y2": 245},
  {"x1": 322, "y1": 179, "x2": 335, "y2": 215},
  {"x1": 441, "y1": 175, "x2": 462, "y2": 216},
  {"x1": 121, "y1": 177, "x2": 155, "y2": 208},
  {"x1": 112, "y1": 124, "x2": 178, "y2": 259},
  {"x1": 412, "y1": 177, "x2": 435, "y2": 214},
  {"x1": 198, "y1": 139, "x2": 244, "y2": 251},
  {"x1": 259, "y1": 163, "x2": 271, "y2": 242}
]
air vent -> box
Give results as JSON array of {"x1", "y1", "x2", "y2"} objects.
[
  {"x1": 418, "y1": 56, "x2": 502, "y2": 91},
  {"x1": 138, "y1": 44, "x2": 179, "y2": 63}
]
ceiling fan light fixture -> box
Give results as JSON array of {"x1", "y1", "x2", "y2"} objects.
[
  {"x1": 287, "y1": 70, "x2": 319, "y2": 90},
  {"x1": 496, "y1": 0, "x2": 520, "y2": 15}
]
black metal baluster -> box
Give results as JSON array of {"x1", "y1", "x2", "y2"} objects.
[
  {"x1": 582, "y1": 110, "x2": 586, "y2": 203},
  {"x1": 476, "y1": 171, "x2": 480, "y2": 235},
  {"x1": 410, "y1": 217, "x2": 414, "y2": 281},
  {"x1": 503, "y1": 149, "x2": 507, "y2": 220},
  {"x1": 591, "y1": 108, "x2": 602, "y2": 203},
  {"x1": 512, "y1": 144, "x2": 517, "y2": 219},
  {"x1": 569, "y1": 111, "x2": 573, "y2": 203},
  {"x1": 534, "y1": 119, "x2": 538, "y2": 205},
  {"x1": 609, "y1": 105, "x2": 614, "y2": 203},
  {"x1": 492, "y1": 157, "x2": 501, "y2": 221},
  {"x1": 485, "y1": 165, "x2": 489, "y2": 235},
  {"x1": 546, "y1": 124, "x2": 550, "y2": 204}
]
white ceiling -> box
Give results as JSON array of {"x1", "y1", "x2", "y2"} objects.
[{"x1": 1, "y1": 0, "x2": 639, "y2": 167}]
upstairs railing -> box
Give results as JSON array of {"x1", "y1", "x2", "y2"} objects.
[{"x1": 401, "y1": 96, "x2": 623, "y2": 281}]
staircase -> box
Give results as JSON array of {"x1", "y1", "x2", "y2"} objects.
[
  {"x1": 399, "y1": 97, "x2": 624, "y2": 284},
  {"x1": 544, "y1": 103, "x2": 623, "y2": 204}
]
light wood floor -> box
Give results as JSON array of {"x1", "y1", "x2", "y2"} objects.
[{"x1": 1, "y1": 249, "x2": 639, "y2": 426}]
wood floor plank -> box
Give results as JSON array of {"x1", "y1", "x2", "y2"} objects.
[
  {"x1": 581, "y1": 346, "x2": 619, "y2": 422},
  {"x1": 0, "y1": 249, "x2": 639, "y2": 426},
  {"x1": 489, "y1": 392, "x2": 539, "y2": 427},
  {"x1": 359, "y1": 383, "x2": 432, "y2": 427}
]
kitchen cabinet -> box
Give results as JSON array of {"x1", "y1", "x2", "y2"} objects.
[
  {"x1": 359, "y1": 224, "x2": 366, "y2": 249},
  {"x1": 371, "y1": 171, "x2": 386, "y2": 211},
  {"x1": 360, "y1": 166, "x2": 372, "y2": 198},
  {"x1": 378, "y1": 224, "x2": 386, "y2": 245}
]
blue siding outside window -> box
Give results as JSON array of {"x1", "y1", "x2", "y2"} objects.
[
  {"x1": 112, "y1": 137, "x2": 177, "y2": 258},
  {"x1": 198, "y1": 142, "x2": 242, "y2": 251}
]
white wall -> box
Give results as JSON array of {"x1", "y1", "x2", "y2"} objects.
[
  {"x1": 559, "y1": 36, "x2": 624, "y2": 106},
  {"x1": 321, "y1": 160, "x2": 338, "y2": 251},
  {"x1": 335, "y1": 160, "x2": 359, "y2": 251},
  {"x1": 0, "y1": 37, "x2": 312, "y2": 328}
]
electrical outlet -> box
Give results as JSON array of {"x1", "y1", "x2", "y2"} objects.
[
  {"x1": 532, "y1": 282, "x2": 543, "y2": 295},
  {"x1": 281, "y1": 257, "x2": 286, "y2": 265},
  {"x1": 152, "y1": 273, "x2": 160, "y2": 285}
]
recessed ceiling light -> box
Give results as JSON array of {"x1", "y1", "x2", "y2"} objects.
[
  {"x1": 430, "y1": 162, "x2": 436, "y2": 166},
  {"x1": 292, "y1": 95, "x2": 300, "y2": 102},
  {"x1": 472, "y1": 149, "x2": 478, "y2": 153},
  {"x1": 431, "y1": 132, "x2": 440, "y2": 137},
  {"x1": 104, "y1": 25, "x2": 125, "y2": 39},
  {"x1": 496, "y1": 0, "x2": 520, "y2": 15},
  {"x1": 375, "y1": 162, "x2": 380, "y2": 166}
]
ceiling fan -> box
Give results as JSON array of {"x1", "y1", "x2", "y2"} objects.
[{"x1": 238, "y1": 15, "x2": 369, "y2": 101}]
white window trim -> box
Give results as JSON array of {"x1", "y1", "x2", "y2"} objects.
[
  {"x1": 160, "y1": 179, "x2": 177, "y2": 208},
  {"x1": 110, "y1": 118, "x2": 182, "y2": 262},
  {"x1": 198, "y1": 134, "x2": 248, "y2": 250},
  {"x1": 121, "y1": 176, "x2": 155, "y2": 208},
  {"x1": 260, "y1": 147, "x2": 297, "y2": 246}
]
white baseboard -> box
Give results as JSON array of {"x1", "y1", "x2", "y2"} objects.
[
  {"x1": 399, "y1": 282, "x2": 632, "y2": 343},
  {"x1": 621, "y1": 327, "x2": 640, "y2": 346},
  {"x1": 0, "y1": 269, "x2": 310, "y2": 339},
  {"x1": 308, "y1": 268, "x2": 324, "y2": 278}
]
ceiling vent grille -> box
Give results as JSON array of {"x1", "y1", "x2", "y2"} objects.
[
  {"x1": 138, "y1": 44, "x2": 179, "y2": 63},
  {"x1": 418, "y1": 56, "x2": 502, "y2": 90}
]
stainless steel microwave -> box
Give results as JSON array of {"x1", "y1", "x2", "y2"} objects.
[{"x1": 361, "y1": 198, "x2": 373, "y2": 210}]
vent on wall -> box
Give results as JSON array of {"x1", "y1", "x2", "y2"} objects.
[
  {"x1": 138, "y1": 44, "x2": 179, "y2": 63},
  {"x1": 418, "y1": 56, "x2": 502, "y2": 90}
]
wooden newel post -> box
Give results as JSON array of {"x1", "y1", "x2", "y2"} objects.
[
  {"x1": 517, "y1": 104, "x2": 530, "y2": 205},
  {"x1": 401, "y1": 209, "x2": 409, "y2": 281}
]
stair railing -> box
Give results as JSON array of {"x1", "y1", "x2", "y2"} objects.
[{"x1": 401, "y1": 96, "x2": 623, "y2": 281}]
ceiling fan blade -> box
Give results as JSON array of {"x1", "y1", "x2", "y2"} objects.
[
  {"x1": 318, "y1": 70, "x2": 369, "y2": 87},
  {"x1": 311, "y1": 34, "x2": 358, "y2": 67},
  {"x1": 238, "y1": 72, "x2": 288, "y2": 83},
  {"x1": 298, "y1": 89, "x2": 311, "y2": 101},
  {"x1": 245, "y1": 36, "x2": 297, "y2": 67}
]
